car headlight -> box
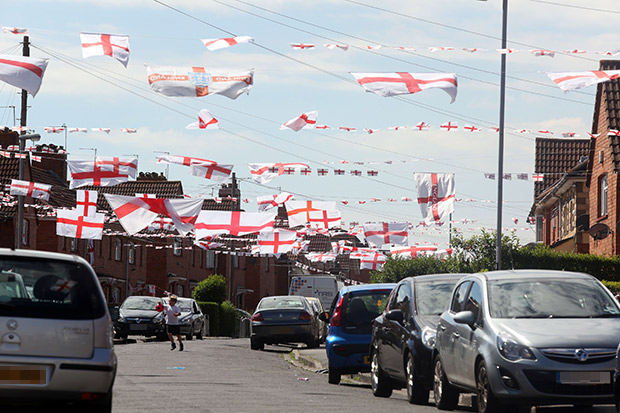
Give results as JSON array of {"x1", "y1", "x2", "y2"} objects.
[
  {"x1": 497, "y1": 331, "x2": 536, "y2": 361},
  {"x1": 153, "y1": 312, "x2": 165, "y2": 323},
  {"x1": 118, "y1": 315, "x2": 126, "y2": 323},
  {"x1": 179, "y1": 315, "x2": 192, "y2": 325},
  {"x1": 421, "y1": 326, "x2": 436, "y2": 350}
]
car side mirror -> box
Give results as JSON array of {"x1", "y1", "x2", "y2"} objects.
[
  {"x1": 454, "y1": 310, "x2": 476, "y2": 328},
  {"x1": 319, "y1": 311, "x2": 329, "y2": 322},
  {"x1": 385, "y1": 309, "x2": 404, "y2": 324}
]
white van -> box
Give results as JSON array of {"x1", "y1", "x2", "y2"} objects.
[{"x1": 289, "y1": 275, "x2": 342, "y2": 311}]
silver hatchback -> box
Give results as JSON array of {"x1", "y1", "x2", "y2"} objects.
[
  {"x1": 434, "y1": 270, "x2": 620, "y2": 413},
  {"x1": 0, "y1": 249, "x2": 116, "y2": 411}
]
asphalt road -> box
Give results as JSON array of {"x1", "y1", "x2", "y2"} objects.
[{"x1": 112, "y1": 337, "x2": 617, "y2": 413}]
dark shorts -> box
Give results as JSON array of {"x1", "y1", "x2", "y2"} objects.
[{"x1": 167, "y1": 325, "x2": 180, "y2": 335}]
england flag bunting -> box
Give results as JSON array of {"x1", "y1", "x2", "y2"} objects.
[
  {"x1": 257, "y1": 228, "x2": 297, "y2": 256},
  {"x1": 186, "y1": 109, "x2": 219, "y2": 129},
  {"x1": 306, "y1": 252, "x2": 337, "y2": 262},
  {"x1": 280, "y1": 110, "x2": 318, "y2": 131},
  {"x1": 285, "y1": 200, "x2": 338, "y2": 227},
  {"x1": 80, "y1": 33, "x2": 130, "y2": 67},
  {"x1": 362, "y1": 222, "x2": 408, "y2": 247},
  {"x1": 257, "y1": 192, "x2": 294, "y2": 211},
  {"x1": 350, "y1": 72, "x2": 458, "y2": 103},
  {"x1": 194, "y1": 240, "x2": 224, "y2": 250},
  {"x1": 67, "y1": 160, "x2": 129, "y2": 189},
  {"x1": 390, "y1": 245, "x2": 437, "y2": 258},
  {"x1": 195, "y1": 211, "x2": 276, "y2": 240},
  {"x1": 415, "y1": 173, "x2": 455, "y2": 225},
  {"x1": 307, "y1": 209, "x2": 341, "y2": 229},
  {"x1": 201, "y1": 36, "x2": 254, "y2": 51},
  {"x1": 10, "y1": 179, "x2": 51, "y2": 200},
  {"x1": 146, "y1": 66, "x2": 253, "y2": 99},
  {"x1": 248, "y1": 163, "x2": 310, "y2": 184},
  {"x1": 148, "y1": 217, "x2": 175, "y2": 231},
  {"x1": 0, "y1": 54, "x2": 49, "y2": 97},
  {"x1": 2, "y1": 27, "x2": 28, "y2": 35},
  {"x1": 104, "y1": 194, "x2": 204, "y2": 236},
  {"x1": 75, "y1": 190, "x2": 98, "y2": 217},
  {"x1": 546, "y1": 70, "x2": 620, "y2": 92},
  {"x1": 96, "y1": 156, "x2": 138, "y2": 179},
  {"x1": 360, "y1": 252, "x2": 387, "y2": 270},
  {"x1": 56, "y1": 209, "x2": 105, "y2": 240},
  {"x1": 156, "y1": 154, "x2": 216, "y2": 166},
  {"x1": 188, "y1": 162, "x2": 234, "y2": 183}
]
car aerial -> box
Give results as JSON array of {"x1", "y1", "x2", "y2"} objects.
[
  {"x1": 250, "y1": 295, "x2": 321, "y2": 351},
  {"x1": 325, "y1": 283, "x2": 396, "y2": 385},
  {"x1": 433, "y1": 270, "x2": 620, "y2": 413},
  {"x1": 161, "y1": 296, "x2": 206, "y2": 340},
  {"x1": 0, "y1": 248, "x2": 116, "y2": 411},
  {"x1": 306, "y1": 296, "x2": 328, "y2": 344},
  {"x1": 370, "y1": 274, "x2": 465, "y2": 404},
  {"x1": 115, "y1": 296, "x2": 166, "y2": 340}
]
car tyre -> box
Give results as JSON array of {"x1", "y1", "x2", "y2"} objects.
[
  {"x1": 197, "y1": 323, "x2": 204, "y2": 340},
  {"x1": 433, "y1": 355, "x2": 459, "y2": 410},
  {"x1": 370, "y1": 350, "x2": 393, "y2": 398},
  {"x1": 328, "y1": 364, "x2": 341, "y2": 385},
  {"x1": 250, "y1": 337, "x2": 264, "y2": 351},
  {"x1": 406, "y1": 353, "x2": 429, "y2": 404},
  {"x1": 476, "y1": 360, "x2": 502, "y2": 413}
]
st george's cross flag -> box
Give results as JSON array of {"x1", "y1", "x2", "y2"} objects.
[
  {"x1": 96, "y1": 156, "x2": 138, "y2": 179},
  {"x1": 75, "y1": 190, "x2": 98, "y2": 217},
  {"x1": 2, "y1": 27, "x2": 28, "y2": 35},
  {"x1": 248, "y1": 162, "x2": 310, "y2": 184},
  {"x1": 280, "y1": 110, "x2": 318, "y2": 131},
  {"x1": 104, "y1": 194, "x2": 204, "y2": 236},
  {"x1": 195, "y1": 211, "x2": 276, "y2": 240},
  {"x1": 186, "y1": 109, "x2": 219, "y2": 129},
  {"x1": 56, "y1": 209, "x2": 105, "y2": 240},
  {"x1": 147, "y1": 216, "x2": 175, "y2": 231},
  {"x1": 0, "y1": 55, "x2": 49, "y2": 97},
  {"x1": 257, "y1": 228, "x2": 297, "y2": 256},
  {"x1": 307, "y1": 209, "x2": 341, "y2": 229},
  {"x1": 390, "y1": 245, "x2": 437, "y2": 258},
  {"x1": 201, "y1": 36, "x2": 253, "y2": 51},
  {"x1": 80, "y1": 33, "x2": 130, "y2": 67},
  {"x1": 363, "y1": 222, "x2": 409, "y2": 247},
  {"x1": 284, "y1": 200, "x2": 337, "y2": 227},
  {"x1": 67, "y1": 160, "x2": 128, "y2": 189},
  {"x1": 10, "y1": 179, "x2": 51, "y2": 200},
  {"x1": 350, "y1": 72, "x2": 458, "y2": 103},
  {"x1": 156, "y1": 154, "x2": 215, "y2": 166},
  {"x1": 188, "y1": 162, "x2": 234, "y2": 183},
  {"x1": 257, "y1": 192, "x2": 294, "y2": 211},
  {"x1": 546, "y1": 70, "x2": 620, "y2": 92},
  {"x1": 415, "y1": 172, "x2": 455, "y2": 225},
  {"x1": 146, "y1": 66, "x2": 254, "y2": 99},
  {"x1": 359, "y1": 252, "x2": 387, "y2": 271}
]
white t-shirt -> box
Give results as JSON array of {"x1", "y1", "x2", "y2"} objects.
[{"x1": 165, "y1": 304, "x2": 181, "y2": 325}]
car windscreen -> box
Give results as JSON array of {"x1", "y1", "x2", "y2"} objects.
[
  {"x1": 0, "y1": 257, "x2": 105, "y2": 320},
  {"x1": 121, "y1": 296, "x2": 160, "y2": 311},
  {"x1": 163, "y1": 298, "x2": 192, "y2": 312},
  {"x1": 415, "y1": 280, "x2": 458, "y2": 316},
  {"x1": 258, "y1": 297, "x2": 305, "y2": 310},
  {"x1": 488, "y1": 278, "x2": 620, "y2": 319}
]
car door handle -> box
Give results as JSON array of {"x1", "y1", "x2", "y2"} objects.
[
  {"x1": 452, "y1": 332, "x2": 460, "y2": 339},
  {"x1": 438, "y1": 325, "x2": 446, "y2": 331}
]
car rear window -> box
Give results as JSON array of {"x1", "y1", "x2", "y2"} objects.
[
  {"x1": 258, "y1": 297, "x2": 305, "y2": 310},
  {"x1": 342, "y1": 290, "x2": 390, "y2": 333},
  {"x1": 0, "y1": 257, "x2": 105, "y2": 320}
]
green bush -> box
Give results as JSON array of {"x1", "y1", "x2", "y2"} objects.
[
  {"x1": 192, "y1": 274, "x2": 227, "y2": 304},
  {"x1": 219, "y1": 301, "x2": 237, "y2": 337},
  {"x1": 197, "y1": 301, "x2": 220, "y2": 336},
  {"x1": 602, "y1": 280, "x2": 620, "y2": 293}
]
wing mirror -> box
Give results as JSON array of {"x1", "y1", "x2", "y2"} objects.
[
  {"x1": 454, "y1": 310, "x2": 476, "y2": 328},
  {"x1": 319, "y1": 311, "x2": 329, "y2": 322},
  {"x1": 385, "y1": 309, "x2": 404, "y2": 324}
]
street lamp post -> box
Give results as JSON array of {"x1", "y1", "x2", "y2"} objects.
[
  {"x1": 495, "y1": 0, "x2": 508, "y2": 270},
  {"x1": 16, "y1": 133, "x2": 41, "y2": 249}
]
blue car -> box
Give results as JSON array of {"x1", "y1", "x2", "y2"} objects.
[{"x1": 325, "y1": 283, "x2": 396, "y2": 384}]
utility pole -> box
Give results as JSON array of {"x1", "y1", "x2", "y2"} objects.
[{"x1": 16, "y1": 35, "x2": 29, "y2": 249}]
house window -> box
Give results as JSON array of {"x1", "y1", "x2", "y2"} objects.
[
  {"x1": 206, "y1": 250, "x2": 215, "y2": 268},
  {"x1": 112, "y1": 287, "x2": 121, "y2": 304},
  {"x1": 536, "y1": 216, "x2": 543, "y2": 243},
  {"x1": 114, "y1": 239, "x2": 122, "y2": 261},
  {"x1": 232, "y1": 254, "x2": 239, "y2": 268},
  {"x1": 265, "y1": 256, "x2": 269, "y2": 272},
  {"x1": 173, "y1": 238, "x2": 182, "y2": 256},
  {"x1": 177, "y1": 285, "x2": 184, "y2": 297},
  {"x1": 71, "y1": 238, "x2": 78, "y2": 252},
  {"x1": 128, "y1": 243, "x2": 135, "y2": 264},
  {"x1": 21, "y1": 219, "x2": 28, "y2": 246},
  {"x1": 600, "y1": 175, "x2": 608, "y2": 217}
]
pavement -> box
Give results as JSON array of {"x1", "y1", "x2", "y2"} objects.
[{"x1": 286, "y1": 344, "x2": 372, "y2": 384}]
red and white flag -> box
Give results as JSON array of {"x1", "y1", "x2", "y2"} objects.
[
  {"x1": 186, "y1": 109, "x2": 219, "y2": 129},
  {"x1": 80, "y1": 32, "x2": 130, "y2": 67},
  {"x1": 91, "y1": 128, "x2": 111, "y2": 133},
  {"x1": 44, "y1": 127, "x2": 64, "y2": 133},
  {"x1": 308, "y1": 209, "x2": 341, "y2": 229},
  {"x1": 104, "y1": 194, "x2": 204, "y2": 236},
  {"x1": 147, "y1": 216, "x2": 175, "y2": 231},
  {"x1": 415, "y1": 173, "x2": 455, "y2": 225},
  {"x1": 290, "y1": 43, "x2": 315, "y2": 50},
  {"x1": 414, "y1": 122, "x2": 430, "y2": 131},
  {"x1": 257, "y1": 228, "x2": 297, "y2": 255},
  {"x1": 121, "y1": 128, "x2": 137, "y2": 133},
  {"x1": 67, "y1": 160, "x2": 129, "y2": 189},
  {"x1": 306, "y1": 252, "x2": 337, "y2": 262},
  {"x1": 75, "y1": 190, "x2": 98, "y2": 217},
  {"x1": 248, "y1": 162, "x2": 310, "y2": 184},
  {"x1": 280, "y1": 110, "x2": 318, "y2": 131},
  {"x1": 68, "y1": 127, "x2": 87, "y2": 133},
  {"x1": 532, "y1": 173, "x2": 544, "y2": 182},
  {"x1": 390, "y1": 245, "x2": 437, "y2": 258},
  {"x1": 96, "y1": 156, "x2": 138, "y2": 179},
  {"x1": 359, "y1": 252, "x2": 387, "y2": 270},
  {"x1": 257, "y1": 192, "x2": 293, "y2": 211},
  {"x1": 147, "y1": 66, "x2": 253, "y2": 99},
  {"x1": 546, "y1": 70, "x2": 620, "y2": 92},
  {"x1": 201, "y1": 36, "x2": 253, "y2": 51},
  {"x1": 188, "y1": 162, "x2": 233, "y2": 183},
  {"x1": 56, "y1": 209, "x2": 105, "y2": 240},
  {"x1": 531, "y1": 49, "x2": 555, "y2": 57},
  {"x1": 157, "y1": 154, "x2": 215, "y2": 166},
  {"x1": 363, "y1": 222, "x2": 408, "y2": 247},
  {"x1": 2, "y1": 27, "x2": 28, "y2": 35},
  {"x1": 350, "y1": 72, "x2": 458, "y2": 103},
  {"x1": 440, "y1": 121, "x2": 458, "y2": 131},
  {"x1": 10, "y1": 179, "x2": 51, "y2": 200},
  {"x1": 324, "y1": 44, "x2": 349, "y2": 51},
  {"x1": 285, "y1": 200, "x2": 337, "y2": 227},
  {"x1": 0, "y1": 54, "x2": 49, "y2": 97},
  {"x1": 195, "y1": 211, "x2": 276, "y2": 239}
]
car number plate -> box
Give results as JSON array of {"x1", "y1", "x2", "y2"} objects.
[
  {"x1": 557, "y1": 371, "x2": 610, "y2": 384},
  {"x1": 130, "y1": 324, "x2": 148, "y2": 330},
  {"x1": 0, "y1": 366, "x2": 47, "y2": 384},
  {"x1": 362, "y1": 355, "x2": 370, "y2": 364},
  {"x1": 276, "y1": 327, "x2": 292, "y2": 334}
]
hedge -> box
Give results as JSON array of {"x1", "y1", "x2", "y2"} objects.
[
  {"x1": 198, "y1": 301, "x2": 221, "y2": 336},
  {"x1": 196, "y1": 300, "x2": 239, "y2": 337}
]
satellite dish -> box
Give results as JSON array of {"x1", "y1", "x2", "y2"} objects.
[
  {"x1": 576, "y1": 214, "x2": 590, "y2": 231},
  {"x1": 589, "y1": 223, "x2": 610, "y2": 240}
]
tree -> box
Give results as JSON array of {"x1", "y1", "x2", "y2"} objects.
[{"x1": 192, "y1": 274, "x2": 227, "y2": 303}]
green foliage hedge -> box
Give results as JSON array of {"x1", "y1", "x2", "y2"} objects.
[
  {"x1": 192, "y1": 274, "x2": 227, "y2": 304},
  {"x1": 196, "y1": 300, "x2": 239, "y2": 337},
  {"x1": 198, "y1": 301, "x2": 221, "y2": 336}
]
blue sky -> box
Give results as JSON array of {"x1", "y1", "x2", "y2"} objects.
[{"x1": 1, "y1": 0, "x2": 616, "y2": 248}]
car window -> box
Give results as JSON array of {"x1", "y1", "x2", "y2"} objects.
[
  {"x1": 464, "y1": 281, "x2": 483, "y2": 320},
  {"x1": 258, "y1": 297, "x2": 305, "y2": 310},
  {"x1": 395, "y1": 282, "x2": 412, "y2": 316},
  {"x1": 415, "y1": 279, "x2": 459, "y2": 316},
  {"x1": 385, "y1": 287, "x2": 398, "y2": 311},
  {"x1": 450, "y1": 281, "x2": 471, "y2": 313},
  {"x1": 0, "y1": 257, "x2": 105, "y2": 320},
  {"x1": 122, "y1": 296, "x2": 160, "y2": 310},
  {"x1": 343, "y1": 290, "x2": 390, "y2": 325}
]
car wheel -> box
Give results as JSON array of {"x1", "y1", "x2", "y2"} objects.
[
  {"x1": 406, "y1": 353, "x2": 429, "y2": 405},
  {"x1": 433, "y1": 355, "x2": 459, "y2": 410},
  {"x1": 476, "y1": 360, "x2": 502, "y2": 413},
  {"x1": 370, "y1": 350, "x2": 392, "y2": 398},
  {"x1": 306, "y1": 338, "x2": 317, "y2": 349},
  {"x1": 197, "y1": 324, "x2": 204, "y2": 340},
  {"x1": 250, "y1": 337, "x2": 264, "y2": 351},
  {"x1": 186, "y1": 324, "x2": 194, "y2": 341},
  {"x1": 328, "y1": 364, "x2": 341, "y2": 385}
]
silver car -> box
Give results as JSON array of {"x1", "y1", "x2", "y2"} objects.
[
  {"x1": 0, "y1": 249, "x2": 116, "y2": 411},
  {"x1": 434, "y1": 270, "x2": 620, "y2": 413}
]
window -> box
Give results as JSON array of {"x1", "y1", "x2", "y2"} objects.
[
  {"x1": 70, "y1": 238, "x2": 78, "y2": 252},
  {"x1": 599, "y1": 175, "x2": 608, "y2": 217},
  {"x1": 265, "y1": 256, "x2": 269, "y2": 271},
  {"x1": 206, "y1": 251, "x2": 215, "y2": 268},
  {"x1": 450, "y1": 281, "x2": 471, "y2": 313},
  {"x1": 114, "y1": 239, "x2": 122, "y2": 261},
  {"x1": 232, "y1": 254, "x2": 239, "y2": 268},
  {"x1": 173, "y1": 238, "x2": 182, "y2": 256},
  {"x1": 535, "y1": 215, "x2": 543, "y2": 243},
  {"x1": 21, "y1": 219, "x2": 28, "y2": 246},
  {"x1": 128, "y1": 243, "x2": 135, "y2": 264},
  {"x1": 465, "y1": 282, "x2": 483, "y2": 321},
  {"x1": 177, "y1": 285, "x2": 184, "y2": 297},
  {"x1": 112, "y1": 287, "x2": 121, "y2": 304},
  {"x1": 395, "y1": 282, "x2": 412, "y2": 315}
]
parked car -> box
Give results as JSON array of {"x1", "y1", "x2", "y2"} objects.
[
  {"x1": 108, "y1": 304, "x2": 120, "y2": 339},
  {"x1": 0, "y1": 248, "x2": 116, "y2": 411},
  {"x1": 615, "y1": 343, "x2": 620, "y2": 413},
  {"x1": 325, "y1": 283, "x2": 396, "y2": 385},
  {"x1": 306, "y1": 296, "x2": 328, "y2": 344},
  {"x1": 370, "y1": 274, "x2": 464, "y2": 403},
  {"x1": 115, "y1": 296, "x2": 166, "y2": 340},
  {"x1": 434, "y1": 270, "x2": 620, "y2": 413},
  {"x1": 250, "y1": 295, "x2": 321, "y2": 350},
  {"x1": 161, "y1": 296, "x2": 206, "y2": 340}
]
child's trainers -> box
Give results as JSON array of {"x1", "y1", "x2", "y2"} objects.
[
  {"x1": 179, "y1": 342, "x2": 184, "y2": 351},
  {"x1": 171, "y1": 342, "x2": 176, "y2": 351}
]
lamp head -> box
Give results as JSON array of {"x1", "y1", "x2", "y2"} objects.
[{"x1": 19, "y1": 133, "x2": 41, "y2": 142}]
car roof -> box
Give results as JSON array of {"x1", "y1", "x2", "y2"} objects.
[
  {"x1": 260, "y1": 295, "x2": 307, "y2": 301},
  {"x1": 406, "y1": 273, "x2": 468, "y2": 283},
  {"x1": 475, "y1": 269, "x2": 595, "y2": 282},
  {"x1": 340, "y1": 283, "x2": 396, "y2": 294},
  {"x1": 0, "y1": 248, "x2": 84, "y2": 264}
]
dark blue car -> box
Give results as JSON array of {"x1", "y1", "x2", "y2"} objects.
[{"x1": 325, "y1": 283, "x2": 396, "y2": 384}]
